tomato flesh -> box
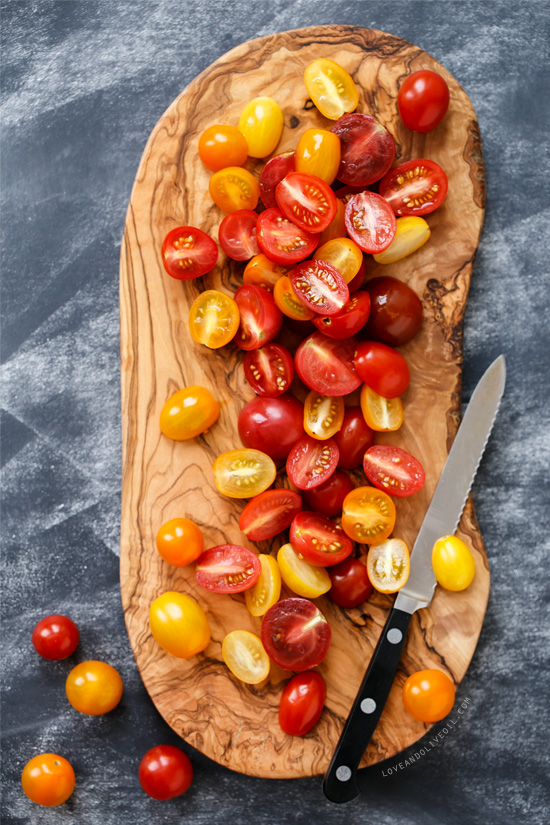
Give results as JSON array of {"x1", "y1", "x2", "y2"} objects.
[
  {"x1": 274, "y1": 275, "x2": 316, "y2": 321},
  {"x1": 286, "y1": 434, "x2": 339, "y2": 490},
  {"x1": 295, "y1": 332, "x2": 361, "y2": 396},
  {"x1": 303, "y1": 392, "x2": 345, "y2": 440},
  {"x1": 290, "y1": 511, "x2": 353, "y2": 567},
  {"x1": 312, "y1": 290, "x2": 370, "y2": 339},
  {"x1": 188, "y1": 290, "x2": 239, "y2": 349},
  {"x1": 213, "y1": 448, "x2": 276, "y2": 498},
  {"x1": 257, "y1": 207, "x2": 319, "y2": 265},
  {"x1": 354, "y1": 341, "x2": 410, "y2": 398},
  {"x1": 290, "y1": 260, "x2": 349, "y2": 316},
  {"x1": 196, "y1": 545, "x2": 261, "y2": 594},
  {"x1": 139, "y1": 745, "x2": 193, "y2": 801},
  {"x1": 234, "y1": 284, "x2": 282, "y2": 351},
  {"x1": 32, "y1": 615, "x2": 79, "y2": 661},
  {"x1": 344, "y1": 191, "x2": 396, "y2": 254},
  {"x1": 218, "y1": 209, "x2": 259, "y2": 261},
  {"x1": 259, "y1": 152, "x2": 296, "y2": 208},
  {"x1": 398, "y1": 71, "x2": 450, "y2": 133},
  {"x1": 341, "y1": 486, "x2": 396, "y2": 545},
  {"x1": 261, "y1": 598, "x2": 332, "y2": 671},
  {"x1": 363, "y1": 276, "x2": 423, "y2": 346},
  {"x1": 222, "y1": 630, "x2": 270, "y2": 684},
  {"x1": 304, "y1": 58, "x2": 359, "y2": 120},
  {"x1": 334, "y1": 406, "x2": 375, "y2": 469},
  {"x1": 279, "y1": 671, "x2": 327, "y2": 736},
  {"x1": 303, "y1": 470, "x2": 354, "y2": 518},
  {"x1": 239, "y1": 488, "x2": 303, "y2": 541},
  {"x1": 366, "y1": 538, "x2": 410, "y2": 593},
  {"x1": 161, "y1": 226, "x2": 218, "y2": 280},
  {"x1": 238, "y1": 395, "x2": 304, "y2": 461},
  {"x1": 379, "y1": 159, "x2": 448, "y2": 216},
  {"x1": 276, "y1": 172, "x2": 337, "y2": 234},
  {"x1": 209, "y1": 166, "x2": 259, "y2": 213},
  {"x1": 329, "y1": 557, "x2": 373, "y2": 608},
  {"x1": 364, "y1": 445, "x2": 425, "y2": 497},
  {"x1": 331, "y1": 113, "x2": 395, "y2": 186},
  {"x1": 243, "y1": 343, "x2": 294, "y2": 397}
]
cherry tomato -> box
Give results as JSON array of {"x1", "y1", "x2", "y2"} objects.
[
  {"x1": 317, "y1": 199, "x2": 347, "y2": 246},
  {"x1": 379, "y1": 158, "x2": 448, "y2": 216},
  {"x1": 209, "y1": 166, "x2": 259, "y2": 213},
  {"x1": 398, "y1": 71, "x2": 450, "y2": 133},
  {"x1": 366, "y1": 538, "x2": 410, "y2": 593},
  {"x1": 329, "y1": 557, "x2": 373, "y2": 608},
  {"x1": 188, "y1": 290, "x2": 239, "y2": 349},
  {"x1": 259, "y1": 151, "x2": 295, "y2": 208},
  {"x1": 139, "y1": 745, "x2": 193, "y2": 801},
  {"x1": 198, "y1": 124, "x2": 248, "y2": 172},
  {"x1": 303, "y1": 470, "x2": 354, "y2": 518},
  {"x1": 313, "y1": 237, "x2": 363, "y2": 283},
  {"x1": 159, "y1": 386, "x2": 219, "y2": 441},
  {"x1": 155, "y1": 518, "x2": 204, "y2": 566},
  {"x1": 347, "y1": 253, "x2": 366, "y2": 294},
  {"x1": 243, "y1": 253, "x2": 290, "y2": 291},
  {"x1": 360, "y1": 384, "x2": 404, "y2": 432},
  {"x1": 213, "y1": 448, "x2": 276, "y2": 498},
  {"x1": 286, "y1": 434, "x2": 339, "y2": 490},
  {"x1": 402, "y1": 669, "x2": 455, "y2": 722},
  {"x1": 304, "y1": 58, "x2": 359, "y2": 120},
  {"x1": 274, "y1": 275, "x2": 316, "y2": 321},
  {"x1": 373, "y1": 216, "x2": 431, "y2": 264},
  {"x1": 295, "y1": 332, "x2": 361, "y2": 396},
  {"x1": 290, "y1": 511, "x2": 353, "y2": 567},
  {"x1": 295, "y1": 128, "x2": 341, "y2": 184},
  {"x1": 363, "y1": 445, "x2": 425, "y2": 497},
  {"x1": 354, "y1": 341, "x2": 410, "y2": 397},
  {"x1": 239, "y1": 488, "x2": 302, "y2": 541},
  {"x1": 312, "y1": 291, "x2": 371, "y2": 339},
  {"x1": 65, "y1": 661, "x2": 123, "y2": 715},
  {"x1": 363, "y1": 276, "x2": 423, "y2": 346},
  {"x1": 222, "y1": 630, "x2": 270, "y2": 684},
  {"x1": 218, "y1": 209, "x2": 259, "y2": 261},
  {"x1": 261, "y1": 598, "x2": 332, "y2": 671},
  {"x1": 290, "y1": 260, "x2": 349, "y2": 316},
  {"x1": 257, "y1": 207, "x2": 319, "y2": 265},
  {"x1": 161, "y1": 226, "x2": 218, "y2": 280},
  {"x1": 344, "y1": 191, "x2": 396, "y2": 254},
  {"x1": 245, "y1": 554, "x2": 282, "y2": 617},
  {"x1": 276, "y1": 172, "x2": 338, "y2": 235},
  {"x1": 234, "y1": 284, "x2": 282, "y2": 351},
  {"x1": 341, "y1": 486, "x2": 396, "y2": 545},
  {"x1": 432, "y1": 535, "x2": 476, "y2": 591},
  {"x1": 32, "y1": 615, "x2": 79, "y2": 660},
  {"x1": 238, "y1": 395, "x2": 304, "y2": 460},
  {"x1": 279, "y1": 671, "x2": 326, "y2": 736},
  {"x1": 243, "y1": 343, "x2": 294, "y2": 397},
  {"x1": 303, "y1": 391, "x2": 345, "y2": 440},
  {"x1": 21, "y1": 754, "x2": 75, "y2": 807},
  {"x1": 196, "y1": 545, "x2": 261, "y2": 594},
  {"x1": 149, "y1": 592, "x2": 210, "y2": 658},
  {"x1": 277, "y1": 543, "x2": 332, "y2": 598},
  {"x1": 331, "y1": 113, "x2": 395, "y2": 186},
  {"x1": 238, "y1": 96, "x2": 284, "y2": 158},
  {"x1": 334, "y1": 406, "x2": 375, "y2": 469}
]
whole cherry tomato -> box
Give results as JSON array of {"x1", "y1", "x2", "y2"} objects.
[
  {"x1": 431, "y1": 535, "x2": 476, "y2": 591},
  {"x1": 238, "y1": 96, "x2": 284, "y2": 158},
  {"x1": 139, "y1": 745, "x2": 193, "y2": 801},
  {"x1": 363, "y1": 276, "x2": 423, "y2": 346},
  {"x1": 354, "y1": 341, "x2": 410, "y2": 398},
  {"x1": 198, "y1": 124, "x2": 248, "y2": 171},
  {"x1": 21, "y1": 753, "x2": 75, "y2": 807},
  {"x1": 149, "y1": 592, "x2": 210, "y2": 658},
  {"x1": 334, "y1": 406, "x2": 375, "y2": 470},
  {"x1": 159, "y1": 386, "x2": 219, "y2": 441},
  {"x1": 279, "y1": 671, "x2": 327, "y2": 736},
  {"x1": 402, "y1": 669, "x2": 455, "y2": 722},
  {"x1": 303, "y1": 470, "x2": 354, "y2": 518},
  {"x1": 65, "y1": 661, "x2": 123, "y2": 715},
  {"x1": 312, "y1": 291, "x2": 371, "y2": 339},
  {"x1": 296, "y1": 128, "x2": 341, "y2": 184},
  {"x1": 398, "y1": 70, "x2": 450, "y2": 133},
  {"x1": 32, "y1": 615, "x2": 79, "y2": 660},
  {"x1": 238, "y1": 395, "x2": 304, "y2": 460},
  {"x1": 329, "y1": 557, "x2": 373, "y2": 608},
  {"x1": 156, "y1": 518, "x2": 204, "y2": 566}
]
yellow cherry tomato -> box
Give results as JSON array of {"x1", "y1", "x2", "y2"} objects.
[
  {"x1": 243, "y1": 254, "x2": 290, "y2": 291},
  {"x1": 213, "y1": 448, "x2": 276, "y2": 498},
  {"x1": 277, "y1": 543, "x2": 331, "y2": 598},
  {"x1": 156, "y1": 518, "x2": 204, "y2": 567},
  {"x1": 188, "y1": 289, "x2": 240, "y2": 349},
  {"x1": 245, "y1": 553, "x2": 282, "y2": 617},
  {"x1": 432, "y1": 535, "x2": 476, "y2": 591},
  {"x1": 209, "y1": 166, "x2": 259, "y2": 213},
  {"x1": 238, "y1": 97, "x2": 284, "y2": 158},
  {"x1": 65, "y1": 661, "x2": 123, "y2": 715},
  {"x1": 341, "y1": 486, "x2": 396, "y2": 545},
  {"x1": 304, "y1": 58, "x2": 359, "y2": 120},
  {"x1": 273, "y1": 275, "x2": 315, "y2": 321},
  {"x1": 313, "y1": 237, "x2": 363, "y2": 283},
  {"x1": 304, "y1": 391, "x2": 345, "y2": 440},
  {"x1": 21, "y1": 754, "x2": 75, "y2": 807},
  {"x1": 160, "y1": 386, "x2": 220, "y2": 441},
  {"x1": 366, "y1": 538, "x2": 410, "y2": 593},
  {"x1": 222, "y1": 630, "x2": 270, "y2": 684},
  {"x1": 198, "y1": 124, "x2": 248, "y2": 172},
  {"x1": 403, "y1": 669, "x2": 455, "y2": 723},
  {"x1": 296, "y1": 128, "x2": 341, "y2": 184},
  {"x1": 373, "y1": 216, "x2": 431, "y2": 264},
  {"x1": 149, "y1": 592, "x2": 210, "y2": 658},
  {"x1": 317, "y1": 199, "x2": 347, "y2": 246},
  {"x1": 360, "y1": 384, "x2": 404, "y2": 432}
]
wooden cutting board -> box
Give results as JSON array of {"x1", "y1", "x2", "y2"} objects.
[{"x1": 120, "y1": 25, "x2": 486, "y2": 778}]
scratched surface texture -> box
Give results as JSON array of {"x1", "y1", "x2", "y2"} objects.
[{"x1": 1, "y1": 2, "x2": 549, "y2": 824}]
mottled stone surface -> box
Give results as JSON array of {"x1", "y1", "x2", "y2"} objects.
[{"x1": 1, "y1": 2, "x2": 549, "y2": 823}]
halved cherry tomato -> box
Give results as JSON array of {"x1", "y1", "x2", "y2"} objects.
[
  {"x1": 363, "y1": 276, "x2": 423, "y2": 346},
  {"x1": 331, "y1": 113, "x2": 395, "y2": 186},
  {"x1": 364, "y1": 445, "x2": 425, "y2": 497},
  {"x1": 222, "y1": 630, "x2": 270, "y2": 684},
  {"x1": 243, "y1": 254, "x2": 290, "y2": 291},
  {"x1": 209, "y1": 166, "x2": 259, "y2": 213},
  {"x1": 312, "y1": 291, "x2": 370, "y2": 339},
  {"x1": 290, "y1": 260, "x2": 349, "y2": 316},
  {"x1": 213, "y1": 448, "x2": 276, "y2": 498},
  {"x1": 257, "y1": 207, "x2": 319, "y2": 265},
  {"x1": 303, "y1": 470, "x2": 354, "y2": 519},
  {"x1": 360, "y1": 384, "x2": 404, "y2": 432},
  {"x1": 274, "y1": 275, "x2": 316, "y2": 321},
  {"x1": 238, "y1": 96, "x2": 284, "y2": 158},
  {"x1": 218, "y1": 209, "x2": 259, "y2": 261},
  {"x1": 238, "y1": 395, "x2": 304, "y2": 460},
  {"x1": 149, "y1": 592, "x2": 210, "y2": 658},
  {"x1": 259, "y1": 152, "x2": 296, "y2": 208},
  {"x1": 398, "y1": 71, "x2": 450, "y2": 134},
  {"x1": 402, "y1": 669, "x2": 455, "y2": 723},
  {"x1": 329, "y1": 557, "x2": 373, "y2": 608},
  {"x1": 240, "y1": 489, "x2": 302, "y2": 541},
  {"x1": 243, "y1": 343, "x2": 294, "y2": 397},
  {"x1": 277, "y1": 543, "x2": 332, "y2": 598},
  {"x1": 65, "y1": 661, "x2": 123, "y2": 715},
  {"x1": 303, "y1": 391, "x2": 344, "y2": 440},
  {"x1": 161, "y1": 226, "x2": 218, "y2": 280},
  {"x1": 304, "y1": 59, "x2": 359, "y2": 120},
  {"x1": 156, "y1": 518, "x2": 204, "y2": 566},
  {"x1": 279, "y1": 671, "x2": 326, "y2": 736},
  {"x1": 234, "y1": 284, "x2": 282, "y2": 350},
  {"x1": 334, "y1": 406, "x2": 375, "y2": 469},
  {"x1": 198, "y1": 124, "x2": 248, "y2": 172},
  {"x1": 379, "y1": 159, "x2": 448, "y2": 216},
  {"x1": 160, "y1": 386, "x2": 219, "y2": 440},
  {"x1": 344, "y1": 191, "x2": 396, "y2": 254},
  {"x1": 261, "y1": 598, "x2": 332, "y2": 671},
  {"x1": 341, "y1": 486, "x2": 396, "y2": 545},
  {"x1": 286, "y1": 434, "x2": 339, "y2": 491},
  {"x1": 245, "y1": 554, "x2": 282, "y2": 617},
  {"x1": 295, "y1": 128, "x2": 341, "y2": 184},
  {"x1": 188, "y1": 290, "x2": 239, "y2": 349},
  {"x1": 354, "y1": 341, "x2": 410, "y2": 397},
  {"x1": 366, "y1": 538, "x2": 410, "y2": 593},
  {"x1": 295, "y1": 332, "x2": 361, "y2": 396},
  {"x1": 139, "y1": 745, "x2": 193, "y2": 801},
  {"x1": 276, "y1": 172, "x2": 338, "y2": 235},
  {"x1": 317, "y1": 199, "x2": 347, "y2": 246},
  {"x1": 373, "y1": 216, "x2": 431, "y2": 264},
  {"x1": 290, "y1": 511, "x2": 353, "y2": 567},
  {"x1": 21, "y1": 753, "x2": 75, "y2": 807},
  {"x1": 313, "y1": 237, "x2": 363, "y2": 283},
  {"x1": 32, "y1": 615, "x2": 79, "y2": 661},
  {"x1": 196, "y1": 545, "x2": 261, "y2": 593},
  {"x1": 431, "y1": 535, "x2": 476, "y2": 591}
]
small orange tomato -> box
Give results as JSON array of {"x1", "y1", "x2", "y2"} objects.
[
  {"x1": 198, "y1": 124, "x2": 248, "y2": 172},
  {"x1": 209, "y1": 166, "x2": 259, "y2": 213},
  {"x1": 366, "y1": 538, "x2": 410, "y2": 593},
  {"x1": 274, "y1": 275, "x2": 315, "y2": 321},
  {"x1": 159, "y1": 386, "x2": 219, "y2": 441},
  {"x1": 21, "y1": 754, "x2": 75, "y2": 807},
  {"x1": 156, "y1": 518, "x2": 204, "y2": 566},
  {"x1": 313, "y1": 237, "x2": 363, "y2": 283},
  {"x1": 149, "y1": 592, "x2": 211, "y2": 658},
  {"x1": 341, "y1": 486, "x2": 396, "y2": 545},
  {"x1": 402, "y1": 669, "x2": 456, "y2": 722},
  {"x1": 317, "y1": 199, "x2": 347, "y2": 246},
  {"x1": 360, "y1": 384, "x2": 404, "y2": 432},
  {"x1": 188, "y1": 290, "x2": 239, "y2": 349},
  {"x1": 243, "y1": 254, "x2": 290, "y2": 291},
  {"x1": 238, "y1": 97, "x2": 284, "y2": 158},
  {"x1": 295, "y1": 128, "x2": 341, "y2": 184},
  {"x1": 66, "y1": 661, "x2": 123, "y2": 715},
  {"x1": 213, "y1": 448, "x2": 276, "y2": 498},
  {"x1": 304, "y1": 58, "x2": 359, "y2": 120},
  {"x1": 303, "y1": 391, "x2": 345, "y2": 440}
]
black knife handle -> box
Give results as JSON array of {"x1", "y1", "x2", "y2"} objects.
[{"x1": 323, "y1": 606, "x2": 412, "y2": 804}]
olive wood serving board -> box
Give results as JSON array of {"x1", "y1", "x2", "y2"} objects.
[{"x1": 120, "y1": 25, "x2": 486, "y2": 778}]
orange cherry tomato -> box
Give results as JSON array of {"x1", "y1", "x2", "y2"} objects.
[
  {"x1": 273, "y1": 275, "x2": 315, "y2": 321},
  {"x1": 65, "y1": 661, "x2": 123, "y2": 715},
  {"x1": 317, "y1": 199, "x2": 347, "y2": 246},
  {"x1": 209, "y1": 166, "x2": 259, "y2": 213},
  {"x1": 295, "y1": 128, "x2": 341, "y2": 184},
  {"x1": 149, "y1": 592, "x2": 211, "y2": 658},
  {"x1": 238, "y1": 97, "x2": 284, "y2": 158},
  {"x1": 303, "y1": 391, "x2": 345, "y2": 440},
  {"x1": 304, "y1": 58, "x2": 359, "y2": 120},
  {"x1": 160, "y1": 386, "x2": 219, "y2": 441},
  {"x1": 366, "y1": 538, "x2": 410, "y2": 593},
  {"x1": 21, "y1": 754, "x2": 75, "y2": 807},
  {"x1": 198, "y1": 124, "x2": 248, "y2": 171},
  {"x1": 188, "y1": 289, "x2": 240, "y2": 349},
  {"x1": 402, "y1": 669, "x2": 456, "y2": 722},
  {"x1": 341, "y1": 486, "x2": 396, "y2": 545},
  {"x1": 213, "y1": 448, "x2": 276, "y2": 498},
  {"x1": 360, "y1": 384, "x2": 404, "y2": 432},
  {"x1": 313, "y1": 237, "x2": 363, "y2": 283},
  {"x1": 243, "y1": 254, "x2": 290, "y2": 291},
  {"x1": 156, "y1": 518, "x2": 204, "y2": 567}
]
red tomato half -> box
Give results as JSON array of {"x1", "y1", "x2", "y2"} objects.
[
  {"x1": 331, "y1": 113, "x2": 395, "y2": 186},
  {"x1": 257, "y1": 208, "x2": 319, "y2": 265},
  {"x1": 139, "y1": 745, "x2": 193, "y2": 801},
  {"x1": 329, "y1": 557, "x2": 373, "y2": 608},
  {"x1": 261, "y1": 598, "x2": 331, "y2": 671},
  {"x1": 398, "y1": 70, "x2": 450, "y2": 133},
  {"x1": 379, "y1": 159, "x2": 448, "y2": 217},
  {"x1": 161, "y1": 226, "x2": 218, "y2": 280},
  {"x1": 279, "y1": 672, "x2": 326, "y2": 736},
  {"x1": 234, "y1": 284, "x2": 283, "y2": 350},
  {"x1": 276, "y1": 172, "x2": 338, "y2": 234},
  {"x1": 259, "y1": 152, "x2": 296, "y2": 208},
  {"x1": 239, "y1": 489, "x2": 303, "y2": 541},
  {"x1": 218, "y1": 209, "x2": 259, "y2": 261},
  {"x1": 290, "y1": 511, "x2": 353, "y2": 567},
  {"x1": 312, "y1": 291, "x2": 370, "y2": 339},
  {"x1": 363, "y1": 445, "x2": 426, "y2": 497},
  {"x1": 354, "y1": 341, "x2": 410, "y2": 398},
  {"x1": 196, "y1": 545, "x2": 261, "y2": 593},
  {"x1": 363, "y1": 276, "x2": 423, "y2": 346},
  {"x1": 32, "y1": 615, "x2": 79, "y2": 660},
  {"x1": 303, "y1": 470, "x2": 354, "y2": 518},
  {"x1": 345, "y1": 192, "x2": 396, "y2": 254},
  {"x1": 286, "y1": 434, "x2": 339, "y2": 490},
  {"x1": 334, "y1": 406, "x2": 375, "y2": 469},
  {"x1": 290, "y1": 260, "x2": 349, "y2": 316},
  {"x1": 243, "y1": 343, "x2": 294, "y2": 397},
  {"x1": 295, "y1": 332, "x2": 361, "y2": 396},
  {"x1": 238, "y1": 395, "x2": 304, "y2": 461}
]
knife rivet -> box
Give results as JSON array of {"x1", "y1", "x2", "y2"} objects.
[
  {"x1": 387, "y1": 628, "x2": 403, "y2": 644},
  {"x1": 360, "y1": 698, "x2": 376, "y2": 714},
  {"x1": 336, "y1": 766, "x2": 352, "y2": 781}
]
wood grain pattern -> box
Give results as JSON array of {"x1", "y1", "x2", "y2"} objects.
[{"x1": 120, "y1": 25, "x2": 486, "y2": 778}]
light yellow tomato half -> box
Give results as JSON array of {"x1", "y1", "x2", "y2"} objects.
[
  {"x1": 373, "y1": 216, "x2": 431, "y2": 264},
  {"x1": 245, "y1": 554, "x2": 282, "y2": 617},
  {"x1": 304, "y1": 391, "x2": 345, "y2": 440},
  {"x1": 238, "y1": 97, "x2": 284, "y2": 158},
  {"x1": 277, "y1": 543, "x2": 331, "y2": 598},
  {"x1": 188, "y1": 289, "x2": 239, "y2": 349},
  {"x1": 432, "y1": 535, "x2": 476, "y2": 591},
  {"x1": 222, "y1": 630, "x2": 270, "y2": 684},
  {"x1": 360, "y1": 384, "x2": 404, "y2": 432},
  {"x1": 304, "y1": 58, "x2": 359, "y2": 120},
  {"x1": 213, "y1": 449, "x2": 276, "y2": 499},
  {"x1": 366, "y1": 538, "x2": 410, "y2": 593},
  {"x1": 313, "y1": 237, "x2": 363, "y2": 283}
]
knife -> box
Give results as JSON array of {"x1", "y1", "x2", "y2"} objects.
[{"x1": 323, "y1": 355, "x2": 506, "y2": 804}]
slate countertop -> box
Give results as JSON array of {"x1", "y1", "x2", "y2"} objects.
[{"x1": 2, "y1": 2, "x2": 549, "y2": 823}]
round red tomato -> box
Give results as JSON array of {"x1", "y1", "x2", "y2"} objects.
[
  {"x1": 312, "y1": 291, "x2": 370, "y2": 339},
  {"x1": 161, "y1": 226, "x2": 218, "y2": 280},
  {"x1": 303, "y1": 470, "x2": 354, "y2": 518},
  {"x1": 334, "y1": 406, "x2": 375, "y2": 469},
  {"x1": 290, "y1": 511, "x2": 353, "y2": 567},
  {"x1": 234, "y1": 284, "x2": 282, "y2": 350},
  {"x1": 196, "y1": 545, "x2": 261, "y2": 594},
  {"x1": 239, "y1": 488, "x2": 302, "y2": 541},
  {"x1": 238, "y1": 395, "x2": 304, "y2": 460},
  {"x1": 363, "y1": 276, "x2": 423, "y2": 346},
  {"x1": 290, "y1": 260, "x2": 349, "y2": 316},
  {"x1": 279, "y1": 671, "x2": 326, "y2": 736},
  {"x1": 257, "y1": 207, "x2": 319, "y2": 265},
  {"x1": 363, "y1": 445, "x2": 425, "y2": 497},
  {"x1": 295, "y1": 332, "x2": 361, "y2": 396},
  {"x1": 139, "y1": 745, "x2": 193, "y2": 801},
  {"x1": 218, "y1": 209, "x2": 259, "y2": 261},
  {"x1": 398, "y1": 70, "x2": 450, "y2": 133},
  {"x1": 275, "y1": 172, "x2": 337, "y2": 234},
  {"x1": 286, "y1": 434, "x2": 339, "y2": 490},
  {"x1": 261, "y1": 598, "x2": 332, "y2": 671},
  {"x1": 331, "y1": 113, "x2": 395, "y2": 186},
  {"x1": 329, "y1": 557, "x2": 373, "y2": 608},
  {"x1": 243, "y1": 343, "x2": 294, "y2": 397},
  {"x1": 379, "y1": 159, "x2": 448, "y2": 217},
  {"x1": 344, "y1": 191, "x2": 396, "y2": 254},
  {"x1": 259, "y1": 152, "x2": 296, "y2": 208},
  {"x1": 32, "y1": 615, "x2": 79, "y2": 661},
  {"x1": 354, "y1": 341, "x2": 410, "y2": 397}
]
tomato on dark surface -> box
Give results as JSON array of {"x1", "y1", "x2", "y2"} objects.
[
  {"x1": 398, "y1": 70, "x2": 450, "y2": 133},
  {"x1": 259, "y1": 151, "x2": 295, "y2": 208},
  {"x1": 290, "y1": 260, "x2": 349, "y2": 316},
  {"x1": 218, "y1": 209, "x2": 259, "y2": 261},
  {"x1": 329, "y1": 557, "x2": 374, "y2": 608},
  {"x1": 139, "y1": 745, "x2": 193, "y2": 801},
  {"x1": 238, "y1": 395, "x2": 304, "y2": 461},
  {"x1": 363, "y1": 276, "x2": 423, "y2": 346},
  {"x1": 331, "y1": 113, "x2": 395, "y2": 186},
  {"x1": 295, "y1": 332, "x2": 361, "y2": 396},
  {"x1": 286, "y1": 434, "x2": 339, "y2": 490},
  {"x1": 275, "y1": 172, "x2": 338, "y2": 234},
  {"x1": 354, "y1": 341, "x2": 410, "y2": 397},
  {"x1": 334, "y1": 406, "x2": 375, "y2": 469},
  {"x1": 363, "y1": 445, "x2": 426, "y2": 497},
  {"x1": 279, "y1": 671, "x2": 327, "y2": 736},
  {"x1": 344, "y1": 191, "x2": 396, "y2": 254},
  {"x1": 32, "y1": 615, "x2": 79, "y2": 660},
  {"x1": 379, "y1": 159, "x2": 448, "y2": 217},
  {"x1": 261, "y1": 598, "x2": 332, "y2": 671},
  {"x1": 312, "y1": 290, "x2": 370, "y2": 339},
  {"x1": 234, "y1": 284, "x2": 283, "y2": 350},
  {"x1": 290, "y1": 511, "x2": 353, "y2": 567},
  {"x1": 243, "y1": 343, "x2": 294, "y2": 397},
  {"x1": 196, "y1": 545, "x2": 261, "y2": 594},
  {"x1": 303, "y1": 470, "x2": 354, "y2": 518},
  {"x1": 161, "y1": 226, "x2": 218, "y2": 280},
  {"x1": 257, "y1": 208, "x2": 319, "y2": 265},
  {"x1": 239, "y1": 488, "x2": 302, "y2": 541}
]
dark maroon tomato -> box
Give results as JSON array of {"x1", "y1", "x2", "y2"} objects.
[
  {"x1": 257, "y1": 208, "x2": 319, "y2": 266},
  {"x1": 290, "y1": 511, "x2": 353, "y2": 567},
  {"x1": 139, "y1": 745, "x2": 193, "y2": 801},
  {"x1": 312, "y1": 291, "x2": 370, "y2": 339},
  {"x1": 239, "y1": 488, "x2": 302, "y2": 541},
  {"x1": 259, "y1": 151, "x2": 296, "y2": 208},
  {"x1": 218, "y1": 209, "x2": 259, "y2": 261},
  {"x1": 363, "y1": 276, "x2": 423, "y2": 346},
  {"x1": 290, "y1": 260, "x2": 349, "y2": 316},
  {"x1": 344, "y1": 191, "x2": 396, "y2": 254},
  {"x1": 347, "y1": 254, "x2": 366, "y2": 294},
  {"x1": 363, "y1": 445, "x2": 426, "y2": 497},
  {"x1": 334, "y1": 406, "x2": 375, "y2": 470},
  {"x1": 303, "y1": 470, "x2": 354, "y2": 518},
  {"x1": 196, "y1": 545, "x2": 261, "y2": 593},
  {"x1": 398, "y1": 70, "x2": 450, "y2": 133},
  {"x1": 234, "y1": 284, "x2": 283, "y2": 351},
  {"x1": 279, "y1": 671, "x2": 326, "y2": 736},
  {"x1": 329, "y1": 557, "x2": 373, "y2": 608},
  {"x1": 294, "y1": 332, "x2": 362, "y2": 396},
  {"x1": 286, "y1": 434, "x2": 339, "y2": 490},
  {"x1": 354, "y1": 341, "x2": 410, "y2": 397},
  {"x1": 261, "y1": 598, "x2": 332, "y2": 671},
  {"x1": 32, "y1": 615, "x2": 79, "y2": 660},
  {"x1": 379, "y1": 159, "x2": 448, "y2": 217},
  {"x1": 238, "y1": 396, "x2": 304, "y2": 461},
  {"x1": 243, "y1": 343, "x2": 294, "y2": 397},
  {"x1": 331, "y1": 113, "x2": 395, "y2": 187}
]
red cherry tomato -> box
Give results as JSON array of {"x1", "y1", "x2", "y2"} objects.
[
  {"x1": 196, "y1": 545, "x2": 261, "y2": 594},
  {"x1": 398, "y1": 70, "x2": 450, "y2": 133},
  {"x1": 354, "y1": 341, "x2": 410, "y2": 397},
  {"x1": 363, "y1": 445, "x2": 425, "y2": 497},
  {"x1": 363, "y1": 276, "x2": 423, "y2": 346},
  {"x1": 334, "y1": 406, "x2": 375, "y2": 470},
  {"x1": 344, "y1": 191, "x2": 396, "y2": 254},
  {"x1": 161, "y1": 226, "x2": 218, "y2": 280},
  {"x1": 275, "y1": 172, "x2": 338, "y2": 234},
  {"x1": 257, "y1": 207, "x2": 319, "y2": 265},
  {"x1": 218, "y1": 209, "x2": 259, "y2": 261},
  {"x1": 331, "y1": 113, "x2": 395, "y2": 186},
  {"x1": 290, "y1": 260, "x2": 349, "y2": 316},
  {"x1": 279, "y1": 671, "x2": 327, "y2": 736},
  {"x1": 261, "y1": 598, "x2": 331, "y2": 671},
  {"x1": 138, "y1": 745, "x2": 193, "y2": 801},
  {"x1": 243, "y1": 343, "x2": 294, "y2": 397},
  {"x1": 239, "y1": 488, "x2": 303, "y2": 541},
  {"x1": 295, "y1": 332, "x2": 361, "y2": 396},
  {"x1": 312, "y1": 291, "x2": 370, "y2": 339},
  {"x1": 238, "y1": 395, "x2": 304, "y2": 461},
  {"x1": 259, "y1": 152, "x2": 296, "y2": 208},
  {"x1": 286, "y1": 434, "x2": 339, "y2": 490},
  {"x1": 234, "y1": 284, "x2": 283, "y2": 350},
  {"x1": 32, "y1": 615, "x2": 79, "y2": 661},
  {"x1": 290, "y1": 511, "x2": 353, "y2": 567},
  {"x1": 347, "y1": 253, "x2": 366, "y2": 294},
  {"x1": 379, "y1": 159, "x2": 448, "y2": 217},
  {"x1": 303, "y1": 470, "x2": 354, "y2": 518},
  {"x1": 329, "y1": 557, "x2": 373, "y2": 608}
]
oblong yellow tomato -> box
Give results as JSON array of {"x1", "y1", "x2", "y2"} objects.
[
  {"x1": 65, "y1": 661, "x2": 123, "y2": 715},
  {"x1": 304, "y1": 391, "x2": 345, "y2": 440},
  {"x1": 274, "y1": 275, "x2": 315, "y2": 321},
  {"x1": 160, "y1": 386, "x2": 219, "y2": 441},
  {"x1": 243, "y1": 254, "x2": 290, "y2": 291},
  {"x1": 198, "y1": 124, "x2": 248, "y2": 171},
  {"x1": 213, "y1": 448, "x2": 276, "y2": 498},
  {"x1": 209, "y1": 166, "x2": 259, "y2": 213},
  {"x1": 277, "y1": 543, "x2": 331, "y2": 598},
  {"x1": 341, "y1": 486, "x2": 396, "y2": 545},
  {"x1": 149, "y1": 592, "x2": 210, "y2": 658},
  {"x1": 296, "y1": 128, "x2": 341, "y2": 184},
  {"x1": 313, "y1": 237, "x2": 363, "y2": 283},
  {"x1": 366, "y1": 538, "x2": 410, "y2": 593},
  {"x1": 188, "y1": 289, "x2": 239, "y2": 349},
  {"x1": 222, "y1": 630, "x2": 270, "y2": 684},
  {"x1": 360, "y1": 384, "x2": 404, "y2": 432},
  {"x1": 432, "y1": 535, "x2": 476, "y2": 591},
  {"x1": 245, "y1": 554, "x2": 282, "y2": 617},
  {"x1": 304, "y1": 58, "x2": 359, "y2": 120},
  {"x1": 373, "y1": 216, "x2": 431, "y2": 264},
  {"x1": 238, "y1": 97, "x2": 284, "y2": 158}
]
